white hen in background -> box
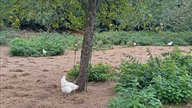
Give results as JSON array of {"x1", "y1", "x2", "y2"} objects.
[
  {"x1": 167, "y1": 41, "x2": 173, "y2": 46},
  {"x1": 61, "y1": 75, "x2": 79, "y2": 94},
  {"x1": 42, "y1": 49, "x2": 47, "y2": 54}
]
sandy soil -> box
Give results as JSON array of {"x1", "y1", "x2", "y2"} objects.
[{"x1": 0, "y1": 45, "x2": 192, "y2": 108}]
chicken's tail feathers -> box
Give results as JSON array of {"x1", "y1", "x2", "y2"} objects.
[
  {"x1": 61, "y1": 74, "x2": 66, "y2": 83},
  {"x1": 61, "y1": 73, "x2": 67, "y2": 79}
]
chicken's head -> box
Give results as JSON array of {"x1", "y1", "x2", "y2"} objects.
[{"x1": 75, "y1": 85, "x2": 79, "y2": 90}]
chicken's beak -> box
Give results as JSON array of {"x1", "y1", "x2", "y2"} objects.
[{"x1": 75, "y1": 86, "x2": 80, "y2": 90}]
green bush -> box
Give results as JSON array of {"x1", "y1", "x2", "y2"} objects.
[
  {"x1": 109, "y1": 48, "x2": 192, "y2": 108},
  {"x1": 67, "y1": 62, "x2": 113, "y2": 82},
  {"x1": 89, "y1": 62, "x2": 113, "y2": 82},
  {"x1": 33, "y1": 33, "x2": 67, "y2": 56},
  {"x1": 3, "y1": 30, "x2": 82, "y2": 56},
  {"x1": 108, "y1": 85, "x2": 162, "y2": 108},
  {"x1": 67, "y1": 64, "x2": 80, "y2": 80},
  {"x1": 151, "y1": 59, "x2": 192, "y2": 104},
  {"x1": 9, "y1": 38, "x2": 42, "y2": 56},
  {"x1": 162, "y1": 48, "x2": 192, "y2": 75},
  {"x1": 9, "y1": 33, "x2": 66, "y2": 56}
]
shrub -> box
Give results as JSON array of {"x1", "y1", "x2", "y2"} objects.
[
  {"x1": 110, "y1": 48, "x2": 192, "y2": 108},
  {"x1": 67, "y1": 62, "x2": 114, "y2": 82},
  {"x1": 151, "y1": 59, "x2": 192, "y2": 104},
  {"x1": 116, "y1": 52, "x2": 158, "y2": 90},
  {"x1": 89, "y1": 62, "x2": 113, "y2": 82},
  {"x1": 162, "y1": 48, "x2": 192, "y2": 75},
  {"x1": 67, "y1": 64, "x2": 80, "y2": 80},
  {"x1": 33, "y1": 33, "x2": 66, "y2": 56},
  {"x1": 9, "y1": 33, "x2": 66, "y2": 56},
  {"x1": 9, "y1": 38, "x2": 42, "y2": 56},
  {"x1": 108, "y1": 85, "x2": 162, "y2": 108}
]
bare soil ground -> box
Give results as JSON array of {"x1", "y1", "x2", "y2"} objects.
[{"x1": 1, "y1": 45, "x2": 192, "y2": 108}]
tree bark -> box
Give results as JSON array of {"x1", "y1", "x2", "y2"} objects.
[{"x1": 76, "y1": 0, "x2": 99, "y2": 92}]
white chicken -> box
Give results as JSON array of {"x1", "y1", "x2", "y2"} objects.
[
  {"x1": 42, "y1": 49, "x2": 47, "y2": 54},
  {"x1": 60, "y1": 75, "x2": 79, "y2": 94},
  {"x1": 167, "y1": 41, "x2": 173, "y2": 46}
]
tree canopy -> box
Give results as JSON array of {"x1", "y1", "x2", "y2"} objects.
[{"x1": 0, "y1": 0, "x2": 192, "y2": 32}]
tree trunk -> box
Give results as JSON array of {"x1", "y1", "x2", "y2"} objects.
[{"x1": 76, "y1": 0, "x2": 99, "y2": 92}]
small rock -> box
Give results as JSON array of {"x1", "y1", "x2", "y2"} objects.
[
  {"x1": 9, "y1": 69, "x2": 24, "y2": 72},
  {"x1": 43, "y1": 69, "x2": 49, "y2": 72}
]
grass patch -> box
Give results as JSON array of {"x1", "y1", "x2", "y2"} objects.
[{"x1": 94, "y1": 31, "x2": 192, "y2": 48}]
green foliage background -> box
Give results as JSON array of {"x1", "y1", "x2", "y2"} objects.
[
  {"x1": 94, "y1": 31, "x2": 192, "y2": 46},
  {"x1": 2, "y1": 30, "x2": 192, "y2": 57},
  {"x1": 1, "y1": 0, "x2": 192, "y2": 31}
]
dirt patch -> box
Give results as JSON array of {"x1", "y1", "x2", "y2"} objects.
[{"x1": 0, "y1": 45, "x2": 192, "y2": 108}]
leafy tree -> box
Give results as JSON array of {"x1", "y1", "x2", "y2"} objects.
[
  {"x1": 0, "y1": 0, "x2": 85, "y2": 31},
  {"x1": 1, "y1": 0, "x2": 192, "y2": 31}
]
